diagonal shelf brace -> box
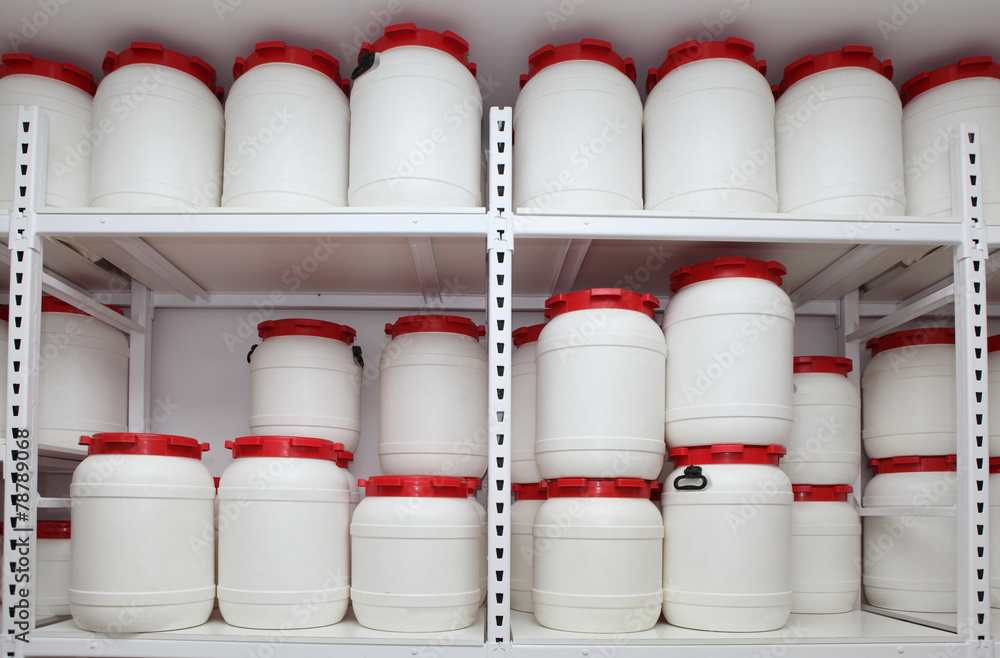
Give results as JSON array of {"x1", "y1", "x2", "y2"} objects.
[
  {"x1": 790, "y1": 244, "x2": 888, "y2": 308},
  {"x1": 112, "y1": 237, "x2": 209, "y2": 302},
  {"x1": 552, "y1": 238, "x2": 592, "y2": 295},
  {"x1": 407, "y1": 237, "x2": 441, "y2": 303},
  {"x1": 844, "y1": 284, "x2": 955, "y2": 345}
]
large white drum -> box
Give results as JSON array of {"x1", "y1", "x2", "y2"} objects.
[
  {"x1": 991, "y1": 335, "x2": 1000, "y2": 457},
  {"x1": 512, "y1": 324, "x2": 544, "y2": 483}
]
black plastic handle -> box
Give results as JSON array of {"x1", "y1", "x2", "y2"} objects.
[
  {"x1": 352, "y1": 51, "x2": 375, "y2": 80},
  {"x1": 673, "y1": 465, "x2": 708, "y2": 491},
  {"x1": 246, "y1": 343, "x2": 258, "y2": 364},
  {"x1": 352, "y1": 345, "x2": 364, "y2": 368}
]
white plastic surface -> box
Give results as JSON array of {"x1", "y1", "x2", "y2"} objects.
[
  {"x1": 781, "y1": 371, "x2": 861, "y2": 484},
  {"x1": 511, "y1": 497, "x2": 544, "y2": 613},
  {"x1": 790, "y1": 499, "x2": 861, "y2": 613},
  {"x1": 512, "y1": 340, "x2": 540, "y2": 483},
  {"x1": 222, "y1": 62, "x2": 349, "y2": 207},
  {"x1": 644, "y1": 57, "x2": 777, "y2": 212},
  {"x1": 37, "y1": 536, "x2": 71, "y2": 617},
  {"x1": 514, "y1": 60, "x2": 642, "y2": 210},
  {"x1": 468, "y1": 493, "x2": 487, "y2": 604}
]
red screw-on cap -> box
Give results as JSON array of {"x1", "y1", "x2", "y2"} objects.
[
  {"x1": 793, "y1": 356, "x2": 853, "y2": 376},
  {"x1": 521, "y1": 38, "x2": 636, "y2": 88},
  {"x1": 792, "y1": 484, "x2": 853, "y2": 502},
  {"x1": 512, "y1": 482, "x2": 549, "y2": 500},
  {"x1": 868, "y1": 454, "x2": 957, "y2": 475},
  {"x1": 234, "y1": 41, "x2": 349, "y2": 94},
  {"x1": 512, "y1": 323, "x2": 546, "y2": 347},
  {"x1": 226, "y1": 436, "x2": 344, "y2": 462},
  {"x1": 257, "y1": 318, "x2": 356, "y2": 344},
  {"x1": 360, "y1": 24, "x2": 476, "y2": 75},
  {"x1": 991, "y1": 457, "x2": 1000, "y2": 474},
  {"x1": 37, "y1": 521, "x2": 71, "y2": 540},
  {"x1": 670, "y1": 257, "x2": 785, "y2": 293},
  {"x1": 989, "y1": 335, "x2": 1000, "y2": 353},
  {"x1": 865, "y1": 327, "x2": 955, "y2": 356},
  {"x1": 544, "y1": 288, "x2": 659, "y2": 320},
  {"x1": 901, "y1": 56, "x2": 1000, "y2": 105},
  {"x1": 646, "y1": 37, "x2": 764, "y2": 93},
  {"x1": 466, "y1": 477, "x2": 482, "y2": 495},
  {"x1": 104, "y1": 42, "x2": 223, "y2": 101},
  {"x1": 334, "y1": 447, "x2": 354, "y2": 470},
  {"x1": 359, "y1": 475, "x2": 470, "y2": 498},
  {"x1": 777, "y1": 45, "x2": 892, "y2": 97},
  {"x1": 385, "y1": 314, "x2": 485, "y2": 340},
  {"x1": 545, "y1": 478, "x2": 653, "y2": 499},
  {"x1": 669, "y1": 444, "x2": 786, "y2": 467},
  {"x1": 0, "y1": 53, "x2": 97, "y2": 95},
  {"x1": 41, "y1": 296, "x2": 124, "y2": 317},
  {"x1": 80, "y1": 433, "x2": 209, "y2": 460}
]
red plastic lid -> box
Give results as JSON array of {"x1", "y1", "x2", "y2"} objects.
[
  {"x1": 649, "y1": 480, "x2": 663, "y2": 502},
  {"x1": 512, "y1": 324, "x2": 546, "y2": 347},
  {"x1": 669, "y1": 444, "x2": 786, "y2": 467},
  {"x1": 359, "y1": 475, "x2": 469, "y2": 498},
  {"x1": 670, "y1": 257, "x2": 785, "y2": 293},
  {"x1": 777, "y1": 45, "x2": 892, "y2": 96},
  {"x1": 512, "y1": 482, "x2": 548, "y2": 500},
  {"x1": 546, "y1": 478, "x2": 653, "y2": 499},
  {"x1": 335, "y1": 447, "x2": 354, "y2": 470},
  {"x1": 793, "y1": 356, "x2": 853, "y2": 376},
  {"x1": 37, "y1": 521, "x2": 70, "y2": 540},
  {"x1": 869, "y1": 454, "x2": 957, "y2": 475},
  {"x1": 989, "y1": 335, "x2": 1000, "y2": 353},
  {"x1": 466, "y1": 477, "x2": 482, "y2": 495},
  {"x1": 41, "y1": 296, "x2": 125, "y2": 317},
  {"x1": 792, "y1": 484, "x2": 853, "y2": 502},
  {"x1": 385, "y1": 314, "x2": 485, "y2": 340},
  {"x1": 521, "y1": 38, "x2": 636, "y2": 88},
  {"x1": 991, "y1": 458, "x2": 1000, "y2": 474},
  {"x1": 80, "y1": 433, "x2": 209, "y2": 460},
  {"x1": 544, "y1": 288, "x2": 659, "y2": 320},
  {"x1": 361, "y1": 24, "x2": 476, "y2": 75},
  {"x1": 0, "y1": 304, "x2": 8, "y2": 323},
  {"x1": 103, "y1": 42, "x2": 223, "y2": 100},
  {"x1": 234, "y1": 41, "x2": 349, "y2": 94},
  {"x1": 646, "y1": 38, "x2": 764, "y2": 93},
  {"x1": 257, "y1": 318, "x2": 356, "y2": 344},
  {"x1": 901, "y1": 56, "x2": 1000, "y2": 105},
  {"x1": 226, "y1": 436, "x2": 343, "y2": 462},
  {"x1": 0, "y1": 53, "x2": 97, "y2": 95},
  {"x1": 866, "y1": 327, "x2": 955, "y2": 356}
]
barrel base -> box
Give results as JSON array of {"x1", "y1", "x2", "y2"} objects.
[
  {"x1": 219, "y1": 599, "x2": 348, "y2": 630},
  {"x1": 533, "y1": 603, "x2": 660, "y2": 634},
  {"x1": 352, "y1": 602, "x2": 478, "y2": 633},
  {"x1": 70, "y1": 599, "x2": 213, "y2": 633},
  {"x1": 663, "y1": 600, "x2": 790, "y2": 633}
]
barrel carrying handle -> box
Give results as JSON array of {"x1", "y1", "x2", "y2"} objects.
[
  {"x1": 352, "y1": 345, "x2": 364, "y2": 367},
  {"x1": 246, "y1": 343, "x2": 258, "y2": 364},
  {"x1": 352, "y1": 50, "x2": 376, "y2": 80},
  {"x1": 673, "y1": 465, "x2": 708, "y2": 491}
]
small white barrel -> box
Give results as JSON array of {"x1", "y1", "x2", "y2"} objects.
[
  {"x1": 349, "y1": 23, "x2": 482, "y2": 207},
  {"x1": 0, "y1": 53, "x2": 95, "y2": 210},
  {"x1": 533, "y1": 478, "x2": 663, "y2": 633},
  {"x1": 664, "y1": 258, "x2": 794, "y2": 448},
  {"x1": 223, "y1": 41, "x2": 350, "y2": 207},
  {"x1": 70, "y1": 433, "x2": 215, "y2": 632},
  {"x1": 39, "y1": 297, "x2": 129, "y2": 451},
  {"x1": 990, "y1": 458, "x2": 1000, "y2": 608},
  {"x1": 790, "y1": 484, "x2": 861, "y2": 614},
  {"x1": 379, "y1": 315, "x2": 488, "y2": 477},
  {"x1": 218, "y1": 436, "x2": 351, "y2": 629},
  {"x1": 782, "y1": 356, "x2": 861, "y2": 485},
  {"x1": 37, "y1": 521, "x2": 72, "y2": 618},
  {"x1": 988, "y1": 335, "x2": 1000, "y2": 457},
  {"x1": 511, "y1": 482, "x2": 548, "y2": 613},
  {"x1": 775, "y1": 46, "x2": 905, "y2": 216},
  {"x1": 512, "y1": 324, "x2": 545, "y2": 483},
  {"x1": 90, "y1": 42, "x2": 224, "y2": 208},
  {"x1": 663, "y1": 444, "x2": 792, "y2": 632},
  {"x1": 249, "y1": 318, "x2": 362, "y2": 452},
  {"x1": 902, "y1": 57, "x2": 1000, "y2": 223},
  {"x1": 863, "y1": 455, "x2": 957, "y2": 613},
  {"x1": 643, "y1": 37, "x2": 777, "y2": 212},
  {"x1": 861, "y1": 327, "x2": 956, "y2": 459},
  {"x1": 466, "y1": 478, "x2": 487, "y2": 604},
  {"x1": 514, "y1": 38, "x2": 642, "y2": 211},
  {"x1": 0, "y1": 307, "x2": 6, "y2": 437},
  {"x1": 351, "y1": 476, "x2": 480, "y2": 632}
]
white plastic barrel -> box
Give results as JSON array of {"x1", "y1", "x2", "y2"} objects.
[
  {"x1": 351, "y1": 476, "x2": 480, "y2": 632},
  {"x1": 379, "y1": 315, "x2": 488, "y2": 477},
  {"x1": 0, "y1": 307, "x2": 7, "y2": 437},
  {"x1": 790, "y1": 484, "x2": 861, "y2": 614},
  {"x1": 990, "y1": 458, "x2": 1000, "y2": 608},
  {"x1": 334, "y1": 450, "x2": 361, "y2": 519},
  {"x1": 663, "y1": 258, "x2": 794, "y2": 447},
  {"x1": 349, "y1": 23, "x2": 482, "y2": 207},
  {"x1": 863, "y1": 455, "x2": 957, "y2": 613},
  {"x1": 511, "y1": 482, "x2": 547, "y2": 613},
  {"x1": 536, "y1": 289, "x2": 665, "y2": 479},
  {"x1": 775, "y1": 46, "x2": 905, "y2": 216},
  {"x1": 782, "y1": 356, "x2": 861, "y2": 485},
  {"x1": 987, "y1": 335, "x2": 1000, "y2": 457},
  {"x1": 512, "y1": 324, "x2": 544, "y2": 483},
  {"x1": 663, "y1": 444, "x2": 792, "y2": 632},
  {"x1": 37, "y1": 521, "x2": 71, "y2": 618},
  {"x1": 514, "y1": 39, "x2": 642, "y2": 211},
  {"x1": 249, "y1": 318, "x2": 362, "y2": 452},
  {"x1": 223, "y1": 41, "x2": 350, "y2": 207},
  {"x1": 0, "y1": 54, "x2": 95, "y2": 209},
  {"x1": 39, "y1": 297, "x2": 128, "y2": 451},
  {"x1": 861, "y1": 327, "x2": 956, "y2": 459},
  {"x1": 466, "y1": 478, "x2": 487, "y2": 604},
  {"x1": 70, "y1": 433, "x2": 215, "y2": 632},
  {"x1": 533, "y1": 478, "x2": 663, "y2": 633},
  {"x1": 644, "y1": 37, "x2": 777, "y2": 212},
  {"x1": 90, "y1": 42, "x2": 224, "y2": 208},
  {"x1": 218, "y1": 436, "x2": 351, "y2": 629},
  {"x1": 902, "y1": 57, "x2": 1000, "y2": 223}
]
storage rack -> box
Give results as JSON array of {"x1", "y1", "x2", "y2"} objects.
[{"x1": 0, "y1": 103, "x2": 993, "y2": 658}]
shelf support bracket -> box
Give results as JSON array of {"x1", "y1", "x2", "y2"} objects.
[
  {"x1": 111, "y1": 237, "x2": 209, "y2": 302},
  {"x1": 790, "y1": 244, "x2": 887, "y2": 309},
  {"x1": 407, "y1": 237, "x2": 442, "y2": 303},
  {"x1": 551, "y1": 239, "x2": 591, "y2": 295},
  {"x1": 128, "y1": 280, "x2": 153, "y2": 432}
]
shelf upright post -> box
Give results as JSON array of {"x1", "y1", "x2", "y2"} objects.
[
  {"x1": 486, "y1": 106, "x2": 513, "y2": 654},
  {"x1": 127, "y1": 280, "x2": 152, "y2": 432},
  {"x1": 3, "y1": 106, "x2": 48, "y2": 658},
  {"x1": 951, "y1": 123, "x2": 992, "y2": 653}
]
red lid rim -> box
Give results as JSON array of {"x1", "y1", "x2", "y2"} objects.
[
  {"x1": 512, "y1": 482, "x2": 549, "y2": 500},
  {"x1": 80, "y1": 433, "x2": 209, "y2": 460},
  {"x1": 670, "y1": 257, "x2": 786, "y2": 293},
  {"x1": 41, "y1": 296, "x2": 125, "y2": 317},
  {"x1": 646, "y1": 37, "x2": 765, "y2": 93},
  {"x1": 385, "y1": 314, "x2": 485, "y2": 340},
  {"x1": 226, "y1": 436, "x2": 345, "y2": 462},
  {"x1": 901, "y1": 56, "x2": 1000, "y2": 105},
  {"x1": 865, "y1": 327, "x2": 955, "y2": 355},
  {"x1": 792, "y1": 484, "x2": 853, "y2": 502},
  {"x1": 521, "y1": 38, "x2": 637, "y2": 88},
  {"x1": 668, "y1": 443, "x2": 786, "y2": 466},
  {"x1": 991, "y1": 457, "x2": 1000, "y2": 474},
  {"x1": 868, "y1": 454, "x2": 957, "y2": 474},
  {"x1": 0, "y1": 53, "x2": 97, "y2": 95},
  {"x1": 103, "y1": 42, "x2": 223, "y2": 100},
  {"x1": 545, "y1": 477, "x2": 653, "y2": 499},
  {"x1": 37, "y1": 521, "x2": 71, "y2": 540},
  {"x1": 777, "y1": 45, "x2": 892, "y2": 97},
  {"x1": 360, "y1": 23, "x2": 476, "y2": 75},
  {"x1": 989, "y1": 335, "x2": 1000, "y2": 353},
  {"x1": 360, "y1": 475, "x2": 470, "y2": 498},
  {"x1": 234, "y1": 41, "x2": 348, "y2": 94},
  {"x1": 257, "y1": 318, "x2": 356, "y2": 344},
  {"x1": 512, "y1": 323, "x2": 546, "y2": 347},
  {"x1": 544, "y1": 288, "x2": 659, "y2": 320},
  {"x1": 793, "y1": 355, "x2": 853, "y2": 376}
]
